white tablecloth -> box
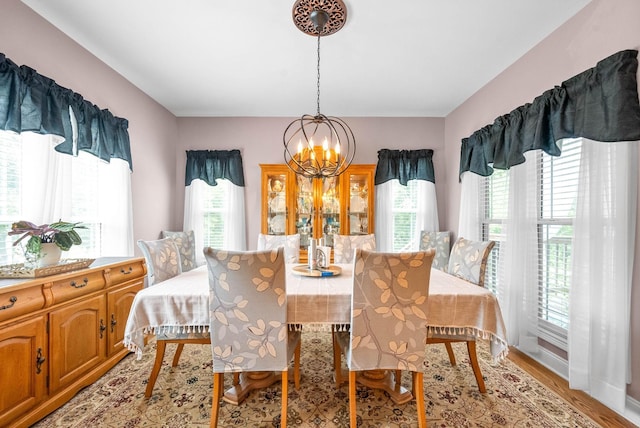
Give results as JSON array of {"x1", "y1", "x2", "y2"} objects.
[{"x1": 124, "y1": 264, "x2": 508, "y2": 361}]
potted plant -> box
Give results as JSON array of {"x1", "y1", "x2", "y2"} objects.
[{"x1": 8, "y1": 220, "x2": 86, "y2": 266}]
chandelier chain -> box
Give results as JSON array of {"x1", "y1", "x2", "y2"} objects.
[{"x1": 316, "y1": 32, "x2": 321, "y2": 116}]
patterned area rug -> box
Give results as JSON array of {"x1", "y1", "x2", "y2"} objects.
[{"x1": 33, "y1": 331, "x2": 600, "y2": 427}]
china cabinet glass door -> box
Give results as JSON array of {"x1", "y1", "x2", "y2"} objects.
[
  {"x1": 320, "y1": 176, "x2": 340, "y2": 247},
  {"x1": 264, "y1": 170, "x2": 288, "y2": 235},
  {"x1": 295, "y1": 175, "x2": 313, "y2": 248},
  {"x1": 344, "y1": 166, "x2": 374, "y2": 236}
]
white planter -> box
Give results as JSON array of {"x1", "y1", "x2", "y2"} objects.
[{"x1": 38, "y1": 242, "x2": 62, "y2": 267}]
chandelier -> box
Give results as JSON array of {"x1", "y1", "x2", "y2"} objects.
[{"x1": 284, "y1": 0, "x2": 356, "y2": 179}]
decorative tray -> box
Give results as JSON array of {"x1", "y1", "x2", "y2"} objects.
[
  {"x1": 0, "y1": 258, "x2": 95, "y2": 279},
  {"x1": 292, "y1": 264, "x2": 342, "y2": 277}
]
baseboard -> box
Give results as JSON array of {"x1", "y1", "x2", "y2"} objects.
[
  {"x1": 519, "y1": 345, "x2": 640, "y2": 427},
  {"x1": 519, "y1": 344, "x2": 568, "y2": 379},
  {"x1": 624, "y1": 396, "x2": 640, "y2": 426}
]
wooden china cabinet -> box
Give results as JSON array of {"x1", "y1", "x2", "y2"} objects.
[{"x1": 260, "y1": 163, "x2": 375, "y2": 261}]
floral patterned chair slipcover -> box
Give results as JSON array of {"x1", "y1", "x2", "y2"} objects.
[
  {"x1": 205, "y1": 247, "x2": 301, "y2": 428},
  {"x1": 447, "y1": 236, "x2": 495, "y2": 287},
  {"x1": 257, "y1": 233, "x2": 300, "y2": 263},
  {"x1": 428, "y1": 236, "x2": 496, "y2": 393},
  {"x1": 136, "y1": 238, "x2": 210, "y2": 398},
  {"x1": 334, "y1": 249, "x2": 435, "y2": 428},
  {"x1": 419, "y1": 230, "x2": 451, "y2": 271},
  {"x1": 137, "y1": 237, "x2": 182, "y2": 286},
  {"x1": 332, "y1": 234, "x2": 376, "y2": 263},
  {"x1": 161, "y1": 230, "x2": 198, "y2": 272}
]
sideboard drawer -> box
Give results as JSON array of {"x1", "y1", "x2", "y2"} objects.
[
  {"x1": 0, "y1": 286, "x2": 45, "y2": 323},
  {"x1": 107, "y1": 260, "x2": 146, "y2": 286},
  {"x1": 50, "y1": 271, "x2": 105, "y2": 304}
]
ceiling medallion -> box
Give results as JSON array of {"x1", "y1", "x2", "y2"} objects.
[{"x1": 292, "y1": 0, "x2": 347, "y2": 36}]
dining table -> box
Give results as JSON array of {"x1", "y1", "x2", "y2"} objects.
[{"x1": 124, "y1": 262, "x2": 508, "y2": 404}]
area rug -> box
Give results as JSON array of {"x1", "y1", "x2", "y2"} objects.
[{"x1": 33, "y1": 331, "x2": 600, "y2": 427}]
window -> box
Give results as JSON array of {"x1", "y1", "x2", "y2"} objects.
[
  {"x1": 0, "y1": 132, "x2": 20, "y2": 263},
  {"x1": 200, "y1": 181, "x2": 229, "y2": 248},
  {"x1": 0, "y1": 130, "x2": 132, "y2": 265},
  {"x1": 390, "y1": 180, "x2": 420, "y2": 251},
  {"x1": 480, "y1": 168, "x2": 508, "y2": 296},
  {"x1": 184, "y1": 176, "x2": 246, "y2": 263},
  {"x1": 481, "y1": 139, "x2": 582, "y2": 350}
]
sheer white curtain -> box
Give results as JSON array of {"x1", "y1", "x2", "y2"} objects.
[
  {"x1": 498, "y1": 155, "x2": 540, "y2": 350},
  {"x1": 225, "y1": 180, "x2": 247, "y2": 251},
  {"x1": 569, "y1": 139, "x2": 637, "y2": 413},
  {"x1": 457, "y1": 172, "x2": 481, "y2": 240},
  {"x1": 10, "y1": 131, "x2": 133, "y2": 258},
  {"x1": 413, "y1": 180, "x2": 439, "y2": 246},
  {"x1": 183, "y1": 181, "x2": 205, "y2": 265},
  {"x1": 374, "y1": 181, "x2": 393, "y2": 251},
  {"x1": 184, "y1": 178, "x2": 246, "y2": 266}
]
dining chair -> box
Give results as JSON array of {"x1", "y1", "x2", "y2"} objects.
[
  {"x1": 161, "y1": 230, "x2": 198, "y2": 272},
  {"x1": 419, "y1": 230, "x2": 451, "y2": 271},
  {"x1": 257, "y1": 233, "x2": 301, "y2": 263},
  {"x1": 334, "y1": 249, "x2": 435, "y2": 428},
  {"x1": 205, "y1": 247, "x2": 301, "y2": 428},
  {"x1": 137, "y1": 238, "x2": 211, "y2": 398},
  {"x1": 427, "y1": 236, "x2": 496, "y2": 393},
  {"x1": 332, "y1": 233, "x2": 376, "y2": 263},
  {"x1": 330, "y1": 233, "x2": 377, "y2": 376}
]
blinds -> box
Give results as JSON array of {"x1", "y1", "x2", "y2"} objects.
[
  {"x1": 0, "y1": 132, "x2": 20, "y2": 262},
  {"x1": 201, "y1": 180, "x2": 229, "y2": 248},
  {"x1": 536, "y1": 138, "x2": 581, "y2": 348},
  {"x1": 390, "y1": 180, "x2": 419, "y2": 251},
  {"x1": 480, "y1": 169, "x2": 508, "y2": 296}
]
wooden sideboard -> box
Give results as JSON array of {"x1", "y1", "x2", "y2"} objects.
[{"x1": 0, "y1": 257, "x2": 146, "y2": 428}]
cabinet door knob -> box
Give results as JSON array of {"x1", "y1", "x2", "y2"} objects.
[
  {"x1": 110, "y1": 314, "x2": 117, "y2": 333},
  {"x1": 100, "y1": 319, "x2": 106, "y2": 339},
  {"x1": 36, "y1": 348, "x2": 46, "y2": 374},
  {"x1": 120, "y1": 267, "x2": 133, "y2": 275}
]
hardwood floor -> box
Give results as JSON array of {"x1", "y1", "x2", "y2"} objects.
[{"x1": 507, "y1": 347, "x2": 637, "y2": 427}]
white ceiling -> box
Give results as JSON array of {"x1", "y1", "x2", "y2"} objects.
[{"x1": 22, "y1": 0, "x2": 591, "y2": 118}]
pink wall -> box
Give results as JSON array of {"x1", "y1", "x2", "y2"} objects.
[
  {"x1": 176, "y1": 117, "x2": 445, "y2": 250},
  {"x1": 443, "y1": 0, "x2": 640, "y2": 400},
  {"x1": 0, "y1": 0, "x2": 179, "y2": 246}
]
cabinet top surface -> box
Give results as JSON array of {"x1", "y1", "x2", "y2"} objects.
[{"x1": 0, "y1": 257, "x2": 145, "y2": 290}]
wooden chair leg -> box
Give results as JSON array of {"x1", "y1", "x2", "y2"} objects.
[
  {"x1": 349, "y1": 371, "x2": 357, "y2": 428},
  {"x1": 211, "y1": 373, "x2": 223, "y2": 428},
  {"x1": 333, "y1": 331, "x2": 343, "y2": 387},
  {"x1": 233, "y1": 372, "x2": 240, "y2": 386},
  {"x1": 171, "y1": 343, "x2": 185, "y2": 367},
  {"x1": 145, "y1": 340, "x2": 167, "y2": 398},
  {"x1": 293, "y1": 340, "x2": 301, "y2": 389},
  {"x1": 466, "y1": 340, "x2": 486, "y2": 393},
  {"x1": 281, "y1": 369, "x2": 288, "y2": 428},
  {"x1": 394, "y1": 369, "x2": 402, "y2": 392},
  {"x1": 413, "y1": 372, "x2": 427, "y2": 428},
  {"x1": 444, "y1": 342, "x2": 457, "y2": 365}
]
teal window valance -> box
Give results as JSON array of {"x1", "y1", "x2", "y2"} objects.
[
  {"x1": 185, "y1": 149, "x2": 245, "y2": 187},
  {"x1": 374, "y1": 149, "x2": 435, "y2": 185},
  {"x1": 459, "y1": 49, "x2": 640, "y2": 179},
  {"x1": 0, "y1": 53, "x2": 133, "y2": 170}
]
